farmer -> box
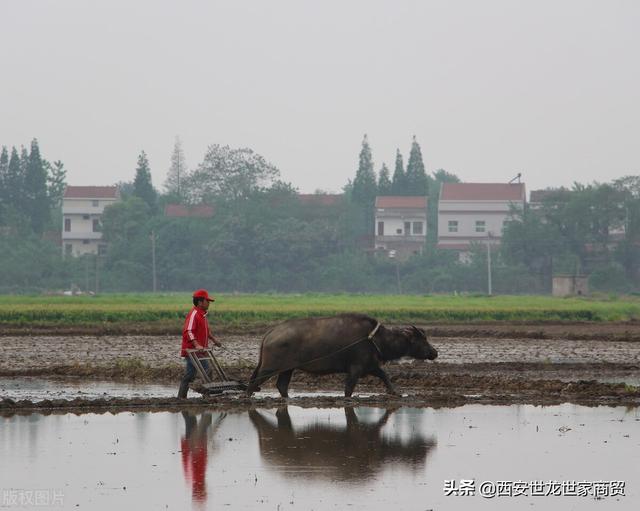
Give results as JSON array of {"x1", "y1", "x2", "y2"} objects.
[{"x1": 178, "y1": 289, "x2": 222, "y2": 399}]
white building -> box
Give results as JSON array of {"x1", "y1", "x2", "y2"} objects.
[
  {"x1": 437, "y1": 183, "x2": 525, "y2": 256},
  {"x1": 62, "y1": 186, "x2": 119, "y2": 257},
  {"x1": 374, "y1": 196, "x2": 427, "y2": 260}
]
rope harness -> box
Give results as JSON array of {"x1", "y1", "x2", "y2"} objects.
[{"x1": 220, "y1": 321, "x2": 382, "y2": 386}]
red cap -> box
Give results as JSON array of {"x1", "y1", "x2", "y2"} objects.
[{"x1": 193, "y1": 289, "x2": 215, "y2": 302}]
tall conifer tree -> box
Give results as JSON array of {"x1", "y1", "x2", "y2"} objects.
[
  {"x1": 377, "y1": 163, "x2": 392, "y2": 195},
  {"x1": 0, "y1": 147, "x2": 8, "y2": 204},
  {"x1": 351, "y1": 134, "x2": 378, "y2": 234},
  {"x1": 352, "y1": 134, "x2": 377, "y2": 207},
  {"x1": 406, "y1": 135, "x2": 428, "y2": 196},
  {"x1": 6, "y1": 147, "x2": 23, "y2": 209},
  {"x1": 0, "y1": 147, "x2": 8, "y2": 222},
  {"x1": 24, "y1": 139, "x2": 51, "y2": 233},
  {"x1": 133, "y1": 151, "x2": 158, "y2": 212},
  {"x1": 164, "y1": 136, "x2": 187, "y2": 200},
  {"x1": 47, "y1": 160, "x2": 67, "y2": 208},
  {"x1": 391, "y1": 149, "x2": 406, "y2": 195}
]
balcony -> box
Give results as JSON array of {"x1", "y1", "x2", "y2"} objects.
[
  {"x1": 62, "y1": 207, "x2": 106, "y2": 215},
  {"x1": 62, "y1": 231, "x2": 103, "y2": 240}
]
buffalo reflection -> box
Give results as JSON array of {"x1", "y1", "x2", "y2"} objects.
[
  {"x1": 249, "y1": 406, "x2": 435, "y2": 480},
  {"x1": 180, "y1": 411, "x2": 226, "y2": 508}
]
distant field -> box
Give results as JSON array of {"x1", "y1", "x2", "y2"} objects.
[{"x1": 0, "y1": 293, "x2": 639, "y2": 329}]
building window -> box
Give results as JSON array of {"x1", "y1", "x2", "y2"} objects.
[
  {"x1": 92, "y1": 200, "x2": 99, "y2": 207},
  {"x1": 396, "y1": 228, "x2": 402, "y2": 234},
  {"x1": 475, "y1": 220, "x2": 486, "y2": 233},
  {"x1": 377, "y1": 221, "x2": 384, "y2": 236},
  {"x1": 83, "y1": 214, "x2": 90, "y2": 220},
  {"x1": 65, "y1": 244, "x2": 72, "y2": 256},
  {"x1": 412, "y1": 221, "x2": 423, "y2": 235},
  {"x1": 404, "y1": 222, "x2": 411, "y2": 235},
  {"x1": 448, "y1": 220, "x2": 458, "y2": 233},
  {"x1": 82, "y1": 240, "x2": 90, "y2": 245},
  {"x1": 64, "y1": 218, "x2": 71, "y2": 232},
  {"x1": 92, "y1": 219, "x2": 101, "y2": 232}
]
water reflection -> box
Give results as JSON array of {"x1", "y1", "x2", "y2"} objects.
[
  {"x1": 180, "y1": 411, "x2": 226, "y2": 508},
  {"x1": 248, "y1": 406, "x2": 436, "y2": 480}
]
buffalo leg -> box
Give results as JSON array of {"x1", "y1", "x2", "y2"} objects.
[
  {"x1": 370, "y1": 367, "x2": 399, "y2": 396},
  {"x1": 246, "y1": 368, "x2": 274, "y2": 396},
  {"x1": 344, "y1": 365, "x2": 364, "y2": 397},
  {"x1": 276, "y1": 370, "x2": 294, "y2": 398}
]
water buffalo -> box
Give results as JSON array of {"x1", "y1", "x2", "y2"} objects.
[{"x1": 246, "y1": 313, "x2": 438, "y2": 397}]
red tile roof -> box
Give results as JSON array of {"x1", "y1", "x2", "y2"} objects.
[
  {"x1": 440, "y1": 183, "x2": 525, "y2": 201},
  {"x1": 164, "y1": 204, "x2": 215, "y2": 218},
  {"x1": 298, "y1": 194, "x2": 343, "y2": 206},
  {"x1": 375, "y1": 196, "x2": 427, "y2": 209},
  {"x1": 64, "y1": 186, "x2": 119, "y2": 199}
]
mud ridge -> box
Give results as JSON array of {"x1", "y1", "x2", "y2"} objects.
[{"x1": 2, "y1": 387, "x2": 639, "y2": 417}]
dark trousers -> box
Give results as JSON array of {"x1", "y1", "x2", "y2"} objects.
[{"x1": 178, "y1": 358, "x2": 210, "y2": 398}]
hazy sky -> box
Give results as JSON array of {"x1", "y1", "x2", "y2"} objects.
[{"x1": 1, "y1": 0, "x2": 639, "y2": 194}]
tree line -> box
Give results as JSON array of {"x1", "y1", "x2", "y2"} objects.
[
  {"x1": 0, "y1": 136, "x2": 638, "y2": 294},
  {"x1": 0, "y1": 139, "x2": 66, "y2": 234}
]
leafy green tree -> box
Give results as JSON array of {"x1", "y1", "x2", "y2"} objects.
[
  {"x1": 0, "y1": 233, "x2": 72, "y2": 292},
  {"x1": 133, "y1": 151, "x2": 158, "y2": 212},
  {"x1": 377, "y1": 163, "x2": 392, "y2": 195},
  {"x1": 391, "y1": 149, "x2": 406, "y2": 195},
  {"x1": 539, "y1": 183, "x2": 625, "y2": 269},
  {"x1": 100, "y1": 197, "x2": 153, "y2": 290},
  {"x1": 102, "y1": 196, "x2": 152, "y2": 245},
  {"x1": 23, "y1": 139, "x2": 51, "y2": 233},
  {"x1": 405, "y1": 135, "x2": 428, "y2": 196},
  {"x1": 501, "y1": 206, "x2": 567, "y2": 278},
  {"x1": 188, "y1": 144, "x2": 280, "y2": 202},
  {"x1": 612, "y1": 176, "x2": 640, "y2": 281}
]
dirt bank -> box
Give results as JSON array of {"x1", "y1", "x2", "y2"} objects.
[{"x1": 3, "y1": 320, "x2": 640, "y2": 340}]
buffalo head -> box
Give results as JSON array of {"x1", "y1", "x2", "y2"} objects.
[{"x1": 406, "y1": 325, "x2": 438, "y2": 360}]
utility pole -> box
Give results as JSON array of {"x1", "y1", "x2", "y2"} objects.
[
  {"x1": 84, "y1": 256, "x2": 89, "y2": 293},
  {"x1": 95, "y1": 254, "x2": 99, "y2": 294},
  {"x1": 389, "y1": 250, "x2": 401, "y2": 294},
  {"x1": 150, "y1": 230, "x2": 157, "y2": 293},
  {"x1": 487, "y1": 232, "x2": 493, "y2": 296}
]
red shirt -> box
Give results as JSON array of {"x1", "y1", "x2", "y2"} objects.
[{"x1": 181, "y1": 306, "x2": 210, "y2": 357}]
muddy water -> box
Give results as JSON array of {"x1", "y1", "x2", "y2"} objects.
[
  {"x1": 0, "y1": 378, "x2": 375, "y2": 402},
  {"x1": 0, "y1": 377, "x2": 178, "y2": 401},
  {"x1": 1, "y1": 404, "x2": 638, "y2": 510}
]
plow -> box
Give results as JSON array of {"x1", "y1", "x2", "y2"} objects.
[{"x1": 186, "y1": 348, "x2": 247, "y2": 395}]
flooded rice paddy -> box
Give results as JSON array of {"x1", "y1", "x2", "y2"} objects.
[{"x1": 1, "y1": 403, "x2": 638, "y2": 510}]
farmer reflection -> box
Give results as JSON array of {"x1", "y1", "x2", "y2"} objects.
[
  {"x1": 248, "y1": 406, "x2": 435, "y2": 480},
  {"x1": 180, "y1": 411, "x2": 226, "y2": 507}
]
